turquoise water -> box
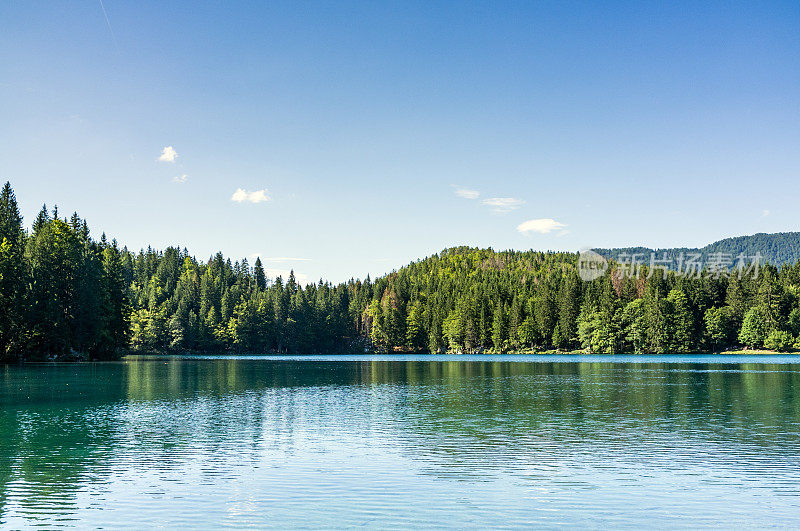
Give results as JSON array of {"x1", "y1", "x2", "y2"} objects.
[{"x1": 1, "y1": 354, "x2": 799, "y2": 528}]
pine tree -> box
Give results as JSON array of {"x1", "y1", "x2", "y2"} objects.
[
  {"x1": 254, "y1": 257, "x2": 267, "y2": 291},
  {"x1": 101, "y1": 243, "x2": 130, "y2": 356},
  {"x1": 7, "y1": 185, "x2": 800, "y2": 361},
  {"x1": 757, "y1": 266, "x2": 783, "y2": 332},
  {"x1": 405, "y1": 300, "x2": 424, "y2": 351},
  {"x1": 621, "y1": 298, "x2": 646, "y2": 354},
  {"x1": 534, "y1": 276, "x2": 557, "y2": 348},
  {"x1": 427, "y1": 319, "x2": 443, "y2": 354},
  {"x1": 637, "y1": 274, "x2": 666, "y2": 353},
  {"x1": 0, "y1": 183, "x2": 24, "y2": 360},
  {"x1": 31, "y1": 204, "x2": 48, "y2": 233},
  {"x1": 724, "y1": 274, "x2": 747, "y2": 330},
  {"x1": 492, "y1": 302, "x2": 508, "y2": 351},
  {"x1": 366, "y1": 300, "x2": 387, "y2": 352},
  {"x1": 25, "y1": 218, "x2": 84, "y2": 358},
  {"x1": 667, "y1": 288, "x2": 694, "y2": 353},
  {"x1": 555, "y1": 270, "x2": 581, "y2": 348},
  {"x1": 508, "y1": 294, "x2": 522, "y2": 349}
]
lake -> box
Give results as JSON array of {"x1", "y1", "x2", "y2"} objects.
[{"x1": 1, "y1": 354, "x2": 799, "y2": 528}]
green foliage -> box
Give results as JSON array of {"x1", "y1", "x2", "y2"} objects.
[
  {"x1": 704, "y1": 306, "x2": 734, "y2": 351},
  {"x1": 643, "y1": 281, "x2": 669, "y2": 354},
  {"x1": 577, "y1": 304, "x2": 620, "y2": 354},
  {"x1": 554, "y1": 271, "x2": 580, "y2": 348},
  {"x1": 443, "y1": 298, "x2": 476, "y2": 352},
  {"x1": 492, "y1": 302, "x2": 508, "y2": 352},
  {"x1": 764, "y1": 330, "x2": 794, "y2": 352},
  {"x1": 0, "y1": 183, "x2": 25, "y2": 360},
  {"x1": 428, "y1": 320, "x2": 443, "y2": 354},
  {"x1": 405, "y1": 301, "x2": 425, "y2": 351},
  {"x1": 518, "y1": 316, "x2": 536, "y2": 350},
  {"x1": 667, "y1": 288, "x2": 694, "y2": 353},
  {"x1": 738, "y1": 306, "x2": 769, "y2": 349},
  {"x1": 621, "y1": 299, "x2": 646, "y2": 354},
  {"x1": 787, "y1": 308, "x2": 800, "y2": 337},
  {"x1": 366, "y1": 300, "x2": 387, "y2": 352},
  {"x1": 5, "y1": 183, "x2": 800, "y2": 360}
]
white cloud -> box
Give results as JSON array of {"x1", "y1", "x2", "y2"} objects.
[
  {"x1": 481, "y1": 197, "x2": 525, "y2": 213},
  {"x1": 763, "y1": 209, "x2": 770, "y2": 217},
  {"x1": 158, "y1": 146, "x2": 178, "y2": 163},
  {"x1": 455, "y1": 188, "x2": 480, "y2": 199},
  {"x1": 173, "y1": 174, "x2": 188, "y2": 183},
  {"x1": 517, "y1": 218, "x2": 567, "y2": 234},
  {"x1": 247, "y1": 189, "x2": 270, "y2": 203},
  {"x1": 231, "y1": 188, "x2": 271, "y2": 203}
]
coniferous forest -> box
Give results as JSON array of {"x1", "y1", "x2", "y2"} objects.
[{"x1": 2, "y1": 181, "x2": 800, "y2": 362}]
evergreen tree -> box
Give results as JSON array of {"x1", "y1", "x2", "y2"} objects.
[
  {"x1": 667, "y1": 288, "x2": 694, "y2": 353},
  {"x1": 643, "y1": 278, "x2": 669, "y2": 353},
  {"x1": 6, "y1": 182, "x2": 800, "y2": 359},
  {"x1": 534, "y1": 276, "x2": 557, "y2": 347},
  {"x1": 555, "y1": 270, "x2": 581, "y2": 348},
  {"x1": 492, "y1": 302, "x2": 508, "y2": 351},
  {"x1": 0, "y1": 183, "x2": 24, "y2": 360},
  {"x1": 621, "y1": 299, "x2": 646, "y2": 354},
  {"x1": 254, "y1": 257, "x2": 267, "y2": 291},
  {"x1": 405, "y1": 301, "x2": 424, "y2": 351},
  {"x1": 101, "y1": 243, "x2": 130, "y2": 355},
  {"x1": 428, "y1": 319, "x2": 443, "y2": 354}
]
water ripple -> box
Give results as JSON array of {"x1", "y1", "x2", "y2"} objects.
[{"x1": 1, "y1": 357, "x2": 799, "y2": 528}]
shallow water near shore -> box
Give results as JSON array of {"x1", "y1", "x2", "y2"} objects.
[{"x1": 2, "y1": 354, "x2": 799, "y2": 528}]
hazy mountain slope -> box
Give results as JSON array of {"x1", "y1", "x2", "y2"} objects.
[{"x1": 593, "y1": 232, "x2": 800, "y2": 265}]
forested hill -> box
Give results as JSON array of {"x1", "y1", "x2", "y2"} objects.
[
  {"x1": 4, "y1": 180, "x2": 800, "y2": 361},
  {"x1": 594, "y1": 232, "x2": 800, "y2": 265}
]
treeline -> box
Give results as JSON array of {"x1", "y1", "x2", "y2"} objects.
[
  {"x1": 0, "y1": 184, "x2": 128, "y2": 361},
  {"x1": 0, "y1": 183, "x2": 366, "y2": 361},
  {"x1": 595, "y1": 231, "x2": 800, "y2": 266},
  {"x1": 125, "y1": 248, "x2": 362, "y2": 355},
  {"x1": 365, "y1": 247, "x2": 800, "y2": 354},
  {"x1": 3, "y1": 181, "x2": 800, "y2": 361}
]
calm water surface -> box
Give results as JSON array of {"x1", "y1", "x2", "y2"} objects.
[{"x1": 1, "y1": 354, "x2": 799, "y2": 528}]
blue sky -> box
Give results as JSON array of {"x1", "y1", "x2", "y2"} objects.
[{"x1": 1, "y1": 1, "x2": 798, "y2": 283}]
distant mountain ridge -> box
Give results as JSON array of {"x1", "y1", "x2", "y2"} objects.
[{"x1": 593, "y1": 232, "x2": 800, "y2": 266}]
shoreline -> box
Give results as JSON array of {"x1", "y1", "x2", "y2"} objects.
[{"x1": 6, "y1": 349, "x2": 798, "y2": 364}]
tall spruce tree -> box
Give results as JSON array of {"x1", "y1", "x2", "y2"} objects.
[
  {"x1": 254, "y1": 257, "x2": 267, "y2": 291},
  {"x1": 0, "y1": 183, "x2": 24, "y2": 360}
]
